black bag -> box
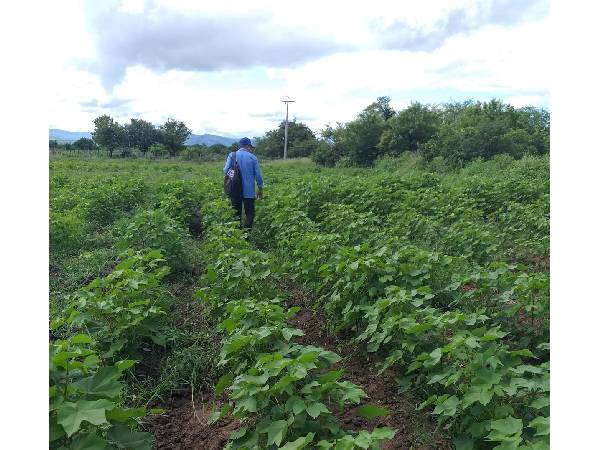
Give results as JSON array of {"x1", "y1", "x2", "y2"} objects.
[{"x1": 224, "y1": 151, "x2": 242, "y2": 198}]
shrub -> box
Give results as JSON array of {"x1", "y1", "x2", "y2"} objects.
[
  {"x1": 149, "y1": 143, "x2": 168, "y2": 158},
  {"x1": 83, "y1": 179, "x2": 148, "y2": 227},
  {"x1": 117, "y1": 209, "x2": 193, "y2": 273},
  {"x1": 50, "y1": 211, "x2": 87, "y2": 256}
]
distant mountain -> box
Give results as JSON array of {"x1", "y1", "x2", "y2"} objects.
[
  {"x1": 49, "y1": 129, "x2": 92, "y2": 142},
  {"x1": 49, "y1": 129, "x2": 238, "y2": 146},
  {"x1": 185, "y1": 134, "x2": 237, "y2": 147}
]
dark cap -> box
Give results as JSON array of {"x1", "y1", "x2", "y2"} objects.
[{"x1": 239, "y1": 137, "x2": 254, "y2": 147}]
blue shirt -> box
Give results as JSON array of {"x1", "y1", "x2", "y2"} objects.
[{"x1": 223, "y1": 149, "x2": 264, "y2": 199}]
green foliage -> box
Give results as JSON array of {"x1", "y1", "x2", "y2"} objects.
[
  {"x1": 196, "y1": 207, "x2": 397, "y2": 449},
  {"x1": 154, "y1": 180, "x2": 205, "y2": 225},
  {"x1": 49, "y1": 334, "x2": 154, "y2": 449},
  {"x1": 73, "y1": 137, "x2": 97, "y2": 151},
  {"x1": 363, "y1": 96, "x2": 396, "y2": 121},
  {"x1": 249, "y1": 155, "x2": 550, "y2": 448},
  {"x1": 62, "y1": 249, "x2": 171, "y2": 359},
  {"x1": 255, "y1": 120, "x2": 319, "y2": 158},
  {"x1": 49, "y1": 152, "x2": 549, "y2": 449},
  {"x1": 341, "y1": 108, "x2": 386, "y2": 166},
  {"x1": 82, "y1": 178, "x2": 148, "y2": 227},
  {"x1": 125, "y1": 119, "x2": 158, "y2": 154},
  {"x1": 378, "y1": 102, "x2": 439, "y2": 155},
  {"x1": 148, "y1": 143, "x2": 168, "y2": 158},
  {"x1": 50, "y1": 211, "x2": 87, "y2": 256},
  {"x1": 92, "y1": 115, "x2": 126, "y2": 157},
  {"x1": 420, "y1": 100, "x2": 549, "y2": 167},
  {"x1": 311, "y1": 98, "x2": 549, "y2": 168},
  {"x1": 158, "y1": 118, "x2": 191, "y2": 156},
  {"x1": 117, "y1": 209, "x2": 193, "y2": 272}
]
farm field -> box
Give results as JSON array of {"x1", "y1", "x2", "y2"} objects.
[{"x1": 50, "y1": 154, "x2": 549, "y2": 450}]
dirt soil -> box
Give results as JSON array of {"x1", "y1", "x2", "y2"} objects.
[
  {"x1": 142, "y1": 276, "x2": 238, "y2": 449},
  {"x1": 143, "y1": 389, "x2": 238, "y2": 450},
  {"x1": 285, "y1": 283, "x2": 452, "y2": 450},
  {"x1": 144, "y1": 277, "x2": 452, "y2": 449}
]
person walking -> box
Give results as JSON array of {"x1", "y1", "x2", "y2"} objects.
[{"x1": 223, "y1": 137, "x2": 264, "y2": 229}]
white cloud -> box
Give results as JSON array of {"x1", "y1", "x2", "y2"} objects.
[{"x1": 49, "y1": 0, "x2": 550, "y2": 135}]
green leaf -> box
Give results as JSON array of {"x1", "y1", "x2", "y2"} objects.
[
  {"x1": 453, "y1": 436, "x2": 475, "y2": 450},
  {"x1": 150, "y1": 333, "x2": 166, "y2": 346},
  {"x1": 73, "y1": 367, "x2": 123, "y2": 398},
  {"x1": 433, "y1": 395, "x2": 459, "y2": 417},
  {"x1": 463, "y1": 385, "x2": 494, "y2": 407},
  {"x1": 356, "y1": 405, "x2": 391, "y2": 419},
  {"x1": 370, "y1": 427, "x2": 396, "y2": 440},
  {"x1": 102, "y1": 339, "x2": 126, "y2": 358},
  {"x1": 279, "y1": 433, "x2": 315, "y2": 450},
  {"x1": 116, "y1": 360, "x2": 137, "y2": 373},
  {"x1": 272, "y1": 375, "x2": 295, "y2": 391},
  {"x1": 265, "y1": 420, "x2": 287, "y2": 446},
  {"x1": 71, "y1": 334, "x2": 93, "y2": 345},
  {"x1": 528, "y1": 416, "x2": 550, "y2": 436},
  {"x1": 69, "y1": 432, "x2": 109, "y2": 450},
  {"x1": 354, "y1": 432, "x2": 371, "y2": 449},
  {"x1": 285, "y1": 396, "x2": 306, "y2": 415},
  {"x1": 530, "y1": 397, "x2": 550, "y2": 409},
  {"x1": 427, "y1": 369, "x2": 453, "y2": 385},
  {"x1": 306, "y1": 402, "x2": 330, "y2": 419},
  {"x1": 488, "y1": 416, "x2": 523, "y2": 437},
  {"x1": 107, "y1": 424, "x2": 154, "y2": 449},
  {"x1": 229, "y1": 426, "x2": 248, "y2": 440},
  {"x1": 215, "y1": 374, "x2": 234, "y2": 395},
  {"x1": 106, "y1": 407, "x2": 146, "y2": 423},
  {"x1": 237, "y1": 396, "x2": 257, "y2": 413},
  {"x1": 49, "y1": 415, "x2": 65, "y2": 442},
  {"x1": 318, "y1": 369, "x2": 344, "y2": 384},
  {"x1": 423, "y1": 348, "x2": 442, "y2": 368},
  {"x1": 282, "y1": 327, "x2": 304, "y2": 341},
  {"x1": 57, "y1": 399, "x2": 113, "y2": 437}
]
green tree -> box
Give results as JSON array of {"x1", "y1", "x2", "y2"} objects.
[
  {"x1": 363, "y1": 96, "x2": 396, "y2": 121},
  {"x1": 125, "y1": 119, "x2": 158, "y2": 156},
  {"x1": 49, "y1": 140, "x2": 58, "y2": 150},
  {"x1": 378, "y1": 102, "x2": 440, "y2": 156},
  {"x1": 92, "y1": 115, "x2": 125, "y2": 158},
  {"x1": 255, "y1": 120, "x2": 318, "y2": 158},
  {"x1": 311, "y1": 123, "x2": 346, "y2": 167},
  {"x1": 158, "y1": 118, "x2": 191, "y2": 157},
  {"x1": 73, "y1": 137, "x2": 97, "y2": 151},
  {"x1": 420, "y1": 99, "x2": 550, "y2": 166},
  {"x1": 340, "y1": 109, "x2": 386, "y2": 166},
  {"x1": 209, "y1": 143, "x2": 229, "y2": 154}
]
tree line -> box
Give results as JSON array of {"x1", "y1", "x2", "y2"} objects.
[
  {"x1": 247, "y1": 97, "x2": 549, "y2": 168},
  {"x1": 50, "y1": 116, "x2": 194, "y2": 158},
  {"x1": 51, "y1": 98, "x2": 549, "y2": 167},
  {"x1": 310, "y1": 97, "x2": 549, "y2": 167}
]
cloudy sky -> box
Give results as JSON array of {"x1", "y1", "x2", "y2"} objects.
[{"x1": 49, "y1": 0, "x2": 550, "y2": 138}]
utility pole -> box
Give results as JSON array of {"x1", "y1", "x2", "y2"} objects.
[{"x1": 282, "y1": 96, "x2": 295, "y2": 160}]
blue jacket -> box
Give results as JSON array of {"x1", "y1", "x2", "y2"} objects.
[{"x1": 223, "y1": 149, "x2": 264, "y2": 199}]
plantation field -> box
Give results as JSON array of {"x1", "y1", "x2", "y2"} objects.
[{"x1": 50, "y1": 154, "x2": 549, "y2": 449}]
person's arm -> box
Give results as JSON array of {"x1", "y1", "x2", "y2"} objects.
[
  {"x1": 223, "y1": 153, "x2": 232, "y2": 175},
  {"x1": 254, "y1": 157, "x2": 264, "y2": 198}
]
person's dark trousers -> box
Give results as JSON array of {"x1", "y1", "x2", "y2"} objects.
[{"x1": 231, "y1": 196, "x2": 256, "y2": 229}]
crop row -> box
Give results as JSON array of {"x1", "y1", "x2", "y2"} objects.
[
  {"x1": 195, "y1": 200, "x2": 397, "y2": 449},
  {"x1": 252, "y1": 174, "x2": 549, "y2": 449}
]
